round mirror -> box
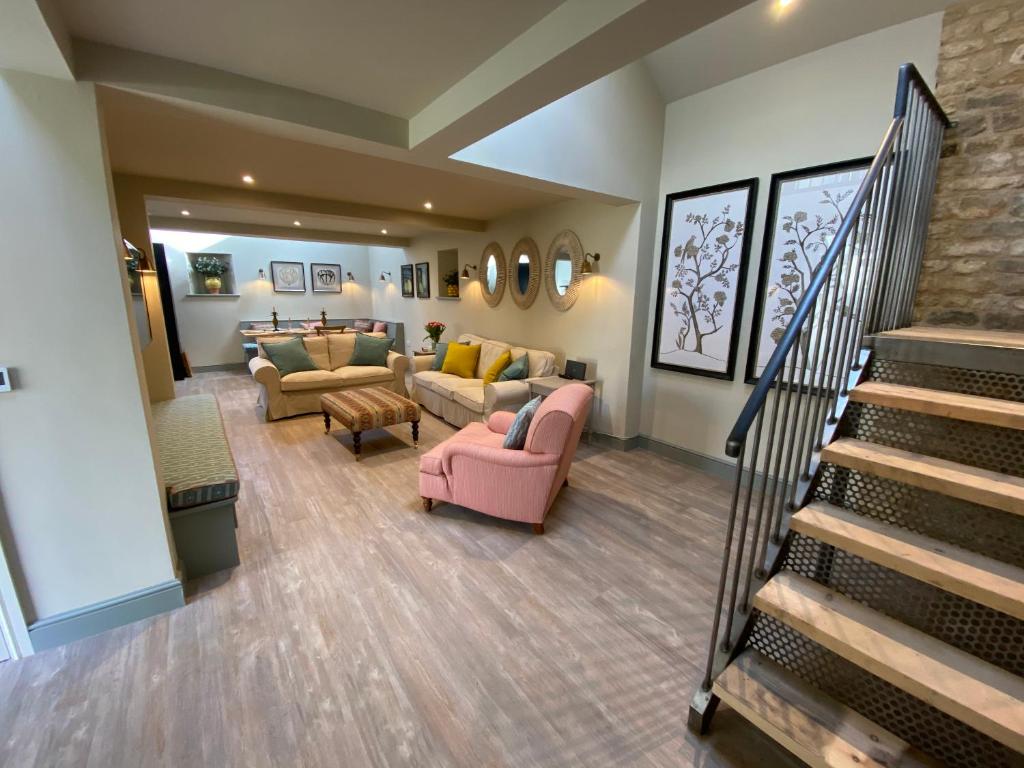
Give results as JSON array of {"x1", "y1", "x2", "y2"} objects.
[
  {"x1": 544, "y1": 230, "x2": 584, "y2": 311},
  {"x1": 508, "y1": 236, "x2": 539, "y2": 309},
  {"x1": 479, "y1": 242, "x2": 506, "y2": 307}
]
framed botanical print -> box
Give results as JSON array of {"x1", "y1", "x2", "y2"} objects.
[
  {"x1": 310, "y1": 263, "x2": 342, "y2": 293},
  {"x1": 650, "y1": 178, "x2": 758, "y2": 380},
  {"x1": 745, "y1": 157, "x2": 871, "y2": 384},
  {"x1": 415, "y1": 262, "x2": 430, "y2": 298},
  {"x1": 400, "y1": 264, "x2": 414, "y2": 298},
  {"x1": 270, "y1": 261, "x2": 305, "y2": 293}
]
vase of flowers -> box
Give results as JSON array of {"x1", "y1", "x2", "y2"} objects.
[
  {"x1": 193, "y1": 255, "x2": 229, "y2": 294},
  {"x1": 423, "y1": 320, "x2": 446, "y2": 351}
]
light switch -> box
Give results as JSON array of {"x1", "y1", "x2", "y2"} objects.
[{"x1": 0, "y1": 367, "x2": 11, "y2": 392}]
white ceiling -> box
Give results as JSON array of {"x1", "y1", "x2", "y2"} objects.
[
  {"x1": 57, "y1": 0, "x2": 565, "y2": 118},
  {"x1": 643, "y1": 0, "x2": 956, "y2": 103}
]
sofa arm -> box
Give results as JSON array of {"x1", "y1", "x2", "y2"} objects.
[
  {"x1": 386, "y1": 352, "x2": 410, "y2": 396},
  {"x1": 441, "y1": 441, "x2": 559, "y2": 475},
  {"x1": 487, "y1": 411, "x2": 515, "y2": 435},
  {"x1": 249, "y1": 357, "x2": 281, "y2": 392},
  {"x1": 484, "y1": 380, "x2": 530, "y2": 415},
  {"x1": 412, "y1": 354, "x2": 435, "y2": 373}
]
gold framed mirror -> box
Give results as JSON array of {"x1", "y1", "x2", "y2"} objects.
[
  {"x1": 479, "y1": 242, "x2": 506, "y2": 308},
  {"x1": 543, "y1": 229, "x2": 584, "y2": 311},
  {"x1": 508, "y1": 236, "x2": 540, "y2": 309}
]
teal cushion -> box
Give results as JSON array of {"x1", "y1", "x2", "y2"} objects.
[
  {"x1": 430, "y1": 342, "x2": 450, "y2": 371},
  {"x1": 350, "y1": 333, "x2": 394, "y2": 366},
  {"x1": 503, "y1": 396, "x2": 542, "y2": 450},
  {"x1": 498, "y1": 354, "x2": 529, "y2": 381},
  {"x1": 262, "y1": 337, "x2": 317, "y2": 377}
]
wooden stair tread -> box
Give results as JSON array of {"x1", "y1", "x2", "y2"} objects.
[
  {"x1": 822, "y1": 438, "x2": 1024, "y2": 516},
  {"x1": 754, "y1": 572, "x2": 1024, "y2": 752},
  {"x1": 850, "y1": 381, "x2": 1024, "y2": 430},
  {"x1": 792, "y1": 502, "x2": 1024, "y2": 620},
  {"x1": 877, "y1": 326, "x2": 1024, "y2": 350},
  {"x1": 714, "y1": 650, "x2": 941, "y2": 768}
]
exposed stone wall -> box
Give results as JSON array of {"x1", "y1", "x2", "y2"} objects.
[{"x1": 915, "y1": 0, "x2": 1024, "y2": 330}]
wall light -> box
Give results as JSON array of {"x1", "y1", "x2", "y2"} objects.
[
  {"x1": 460, "y1": 264, "x2": 477, "y2": 280},
  {"x1": 346, "y1": 271, "x2": 356, "y2": 282},
  {"x1": 242, "y1": 174, "x2": 255, "y2": 184},
  {"x1": 423, "y1": 201, "x2": 433, "y2": 210},
  {"x1": 379, "y1": 270, "x2": 392, "y2": 283},
  {"x1": 581, "y1": 252, "x2": 601, "y2": 276},
  {"x1": 258, "y1": 268, "x2": 267, "y2": 280}
]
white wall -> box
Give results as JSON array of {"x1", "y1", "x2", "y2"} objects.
[
  {"x1": 370, "y1": 197, "x2": 642, "y2": 437},
  {"x1": 0, "y1": 70, "x2": 176, "y2": 622},
  {"x1": 640, "y1": 14, "x2": 943, "y2": 459},
  {"x1": 155, "y1": 232, "x2": 374, "y2": 367}
]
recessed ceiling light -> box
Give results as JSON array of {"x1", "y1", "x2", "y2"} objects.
[
  {"x1": 381, "y1": 228, "x2": 388, "y2": 235},
  {"x1": 242, "y1": 174, "x2": 255, "y2": 184},
  {"x1": 293, "y1": 220, "x2": 302, "y2": 227},
  {"x1": 423, "y1": 201, "x2": 432, "y2": 210},
  {"x1": 181, "y1": 210, "x2": 190, "y2": 216},
  {"x1": 779, "y1": 0, "x2": 794, "y2": 6}
]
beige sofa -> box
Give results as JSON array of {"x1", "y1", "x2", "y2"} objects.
[
  {"x1": 249, "y1": 333, "x2": 409, "y2": 421},
  {"x1": 410, "y1": 333, "x2": 557, "y2": 428}
]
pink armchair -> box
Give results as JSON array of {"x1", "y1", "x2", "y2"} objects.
[{"x1": 418, "y1": 383, "x2": 593, "y2": 533}]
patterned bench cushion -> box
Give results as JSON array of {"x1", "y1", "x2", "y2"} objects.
[
  {"x1": 152, "y1": 394, "x2": 239, "y2": 511},
  {"x1": 321, "y1": 387, "x2": 420, "y2": 432}
]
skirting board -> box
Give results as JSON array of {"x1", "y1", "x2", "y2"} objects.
[
  {"x1": 191, "y1": 363, "x2": 248, "y2": 373},
  {"x1": 28, "y1": 579, "x2": 184, "y2": 652},
  {"x1": 590, "y1": 432, "x2": 735, "y2": 481}
]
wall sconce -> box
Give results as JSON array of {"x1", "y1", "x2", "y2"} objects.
[
  {"x1": 346, "y1": 271, "x2": 356, "y2": 282},
  {"x1": 379, "y1": 271, "x2": 392, "y2": 283},
  {"x1": 460, "y1": 264, "x2": 478, "y2": 279},
  {"x1": 581, "y1": 252, "x2": 601, "y2": 276},
  {"x1": 258, "y1": 268, "x2": 267, "y2": 280}
]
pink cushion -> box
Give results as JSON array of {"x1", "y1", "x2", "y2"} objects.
[
  {"x1": 487, "y1": 411, "x2": 515, "y2": 435},
  {"x1": 372, "y1": 321, "x2": 387, "y2": 333}
]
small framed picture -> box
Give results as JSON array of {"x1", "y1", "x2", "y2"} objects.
[
  {"x1": 401, "y1": 264, "x2": 415, "y2": 298},
  {"x1": 415, "y1": 262, "x2": 430, "y2": 299},
  {"x1": 271, "y1": 261, "x2": 305, "y2": 293},
  {"x1": 311, "y1": 263, "x2": 342, "y2": 293}
]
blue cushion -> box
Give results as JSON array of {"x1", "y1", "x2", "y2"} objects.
[
  {"x1": 349, "y1": 333, "x2": 394, "y2": 366},
  {"x1": 430, "y1": 342, "x2": 450, "y2": 371},
  {"x1": 503, "y1": 396, "x2": 542, "y2": 450},
  {"x1": 498, "y1": 354, "x2": 529, "y2": 381}
]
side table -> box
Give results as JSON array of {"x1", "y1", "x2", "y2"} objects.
[{"x1": 528, "y1": 377, "x2": 598, "y2": 440}]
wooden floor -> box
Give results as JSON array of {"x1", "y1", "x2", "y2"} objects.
[{"x1": 0, "y1": 372, "x2": 801, "y2": 768}]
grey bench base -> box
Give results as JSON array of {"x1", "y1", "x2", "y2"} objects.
[{"x1": 169, "y1": 498, "x2": 240, "y2": 580}]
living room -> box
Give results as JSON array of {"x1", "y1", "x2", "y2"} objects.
[{"x1": 2, "y1": 1, "x2": 1022, "y2": 766}]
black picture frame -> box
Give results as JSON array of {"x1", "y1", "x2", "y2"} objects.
[
  {"x1": 401, "y1": 264, "x2": 414, "y2": 298},
  {"x1": 744, "y1": 157, "x2": 872, "y2": 384},
  {"x1": 650, "y1": 178, "x2": 758, "y2": 380},
  {"x1": 310, "y1": 263, "x2": 342, "y2": 293},
  {"x1": 270, "y1": 260, "x2": 306, "y2": 293},
  {"x1": 415, "y1": 262, "x2": 430, "y2": 299}
]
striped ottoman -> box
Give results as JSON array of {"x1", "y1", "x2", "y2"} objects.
[{"x1": 321, "y1": 387, "x2": 421, "y2": 460}]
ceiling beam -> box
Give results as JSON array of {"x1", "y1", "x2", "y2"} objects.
[
  {"x1": 115, "y1": 173, "x2": 487, "y2": 232},
  {"x1": 0, "y1": 0, "x2": 74, "y2": 79},
  {"x1": 408, "y1": 0, "x2": 756, "y2": 157},
  {"x1": 73, "y1": 40, "x2": 408, "y2": 150},
  {"x1": 148, "y1": 217, "x2": 411, "y2": 248}
]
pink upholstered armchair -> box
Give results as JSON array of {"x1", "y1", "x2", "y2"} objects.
[{"x1": 418, "y1": 383, "x2": 593, "y2": 533}]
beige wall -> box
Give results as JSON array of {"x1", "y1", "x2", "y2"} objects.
[
  {"x1": 0, "y1": 70, "x2": 176, "y2": 622},
  {"x1": 370, "y1": 197, "x2": 642, "y2": 437}
]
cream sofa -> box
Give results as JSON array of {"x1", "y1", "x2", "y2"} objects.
[
  {"x1": 410, "y1": 333, "x2": 557, "y2": 428},
  {"x1": 249, "y1": 333, "x2": 409, "y2": 421}
]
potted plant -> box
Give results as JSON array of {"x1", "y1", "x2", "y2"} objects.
[
  {"x1": 423, "y1": 320, "x2": 446, "y2": 351},
  {"x1": 193, "y1": 255, "x2": 229, "y2": 294},
  {"x1": 443, "y1": 269, "x2": 459, "y2": 297}
]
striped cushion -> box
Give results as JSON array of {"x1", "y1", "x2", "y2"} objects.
[{"x1": 152, "y1": 395, "x2": 239, "y2": 510}]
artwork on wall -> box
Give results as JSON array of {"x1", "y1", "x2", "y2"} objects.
[
  {"x1": 415, "y1": 262, "x2": 430, "y2": 299},
  {"x1": 270, "y1": 261, "x2": 306, "y2": 293},
  {"x1": 745, "y1": 157, "x2": 870, "y2": 383},
  {"x1": 650, "y1": 178, "x2": 758, "y2": 380},
  {"x1": 311, "y1": 263, "x2": 342, "y2": 293},
  {"x1": 401, "y1": 264, "x2": 415, "y2": 298}
]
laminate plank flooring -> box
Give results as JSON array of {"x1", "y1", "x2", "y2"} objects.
[{"x1": 0, "y1": 372, "x2": 802, "y2": 768}]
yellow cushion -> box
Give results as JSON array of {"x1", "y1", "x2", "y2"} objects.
[
  {"x1": 482, "y1": 350, "x2": 511, "y2": 385},
  {"x1": 441, "y1": 343, "x2": 481, "y2": 378}
]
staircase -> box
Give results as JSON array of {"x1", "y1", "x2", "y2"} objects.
[{"x1": 690, "y1": 66, "x2": 1024, "y2": 768}]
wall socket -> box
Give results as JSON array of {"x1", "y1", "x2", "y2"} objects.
[{"x1": 0, "y1": 367, "x2": 11, "y2": 392}]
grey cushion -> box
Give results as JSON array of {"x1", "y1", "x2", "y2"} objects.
[{"x1": 503, "y1": 396, "x2": 542, "y2": 450}]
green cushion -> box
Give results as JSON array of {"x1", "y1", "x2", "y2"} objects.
[
  {"x1": 350, "y1": 333, "x2": 394, "y2": 366},
  {"x1": 498, "y1": 354, "x2": 529, "y2": 381},
  {"x1": 263, "y1": 337, "x2": 318, "y2": 376}
]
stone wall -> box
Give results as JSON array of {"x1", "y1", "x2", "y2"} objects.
[{"x1": 915, "y1": 0, "x2": 1024, "y2": 330}]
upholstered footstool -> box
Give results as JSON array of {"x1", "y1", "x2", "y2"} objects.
[{"x1": 321, "y1": 387, "x2": 421, "y2": 460}]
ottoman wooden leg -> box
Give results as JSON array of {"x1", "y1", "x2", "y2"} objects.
[
  {"x1": 353, "y1": 430, "x2": 362, "y2": 460},
  {"x1": 412, "y1": 419, "x2": 419, "y2": 447},
  {"x1": 323, "y1": 412, "x2": 331, "y2": 434}
]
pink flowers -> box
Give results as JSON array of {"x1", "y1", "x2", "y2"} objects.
[{"x1": 424, "y1": 320, "x2": 446, "y2": 343}]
